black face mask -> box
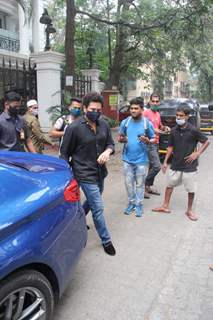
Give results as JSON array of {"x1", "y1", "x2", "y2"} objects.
[
  {"x1": 86, "y1": 111, "x2": 101, "y2": 123},
  {"x1": 8, "y1": 105, "x2": 19, "y2": 117}
]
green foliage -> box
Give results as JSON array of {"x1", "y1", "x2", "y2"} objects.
[
  {"x1": 46, "y1": 0, "x2": 213, "y2": 96},
  {"x1": 47, "y1": 104, "x2": 70, "y2": 124}
]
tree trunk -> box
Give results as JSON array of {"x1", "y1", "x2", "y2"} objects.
[
  {"x1": 107, "y1": 1, "x2": 129, "y2": 91},
  {"x1": 65, "y1": 0, "x2": 76, "y2": 92}
]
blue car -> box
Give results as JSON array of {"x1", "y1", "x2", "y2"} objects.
[{"x1": 0, "y1": 152, "x2": 87, "y2": 320}]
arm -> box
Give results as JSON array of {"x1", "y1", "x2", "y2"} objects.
[
  {"x1": 185, "y1": 138, "x2": 210, "y2": 164},
  {"x1": 97, "y1": 123, "x2": 115, "y2": 165},
  {"x1": 49, "y1": 128, "x2": 64, "y2": 138},
  {"x1": 26, "y1": 138, "x2": 37, "y2": 153},
  {"x1": 22, "y1": 120, "x2": 36, "y2": 153},
  {"x1": 49, "y1": 117, "x2": 64, "y2": 138},
  {"x1": 118, "y1": 119, "x2": 128, "y2": 143},
  {"x1": 162, "y1": 146, "x2": 173, "y2": 173},
  {"x1": 31, "y1": 119, "x2": 53, "y2": 146},
  {"x1": 162, "y1": 132, "x2": 174, "y2": 173},
  {"x1": 60, "y1": 124, "x2": 76, "y2": 163},
  {"x1": 147, "y1": 120, "x2": 155, "y2": 143}
]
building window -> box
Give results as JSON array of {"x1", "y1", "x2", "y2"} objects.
[{"x1": 0, "y1": 12, "x2": 7, "y2": 29}]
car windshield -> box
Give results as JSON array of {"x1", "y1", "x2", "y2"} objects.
[{"x1": 159, "y1": 100, "x2": 196, "y2": 116}]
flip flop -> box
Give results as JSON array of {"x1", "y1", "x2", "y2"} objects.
[
  {"x1": 185, "y1": 212, "x2": 198, "y2": 221},
  {"x1": 152, "y1": 207, "x2": 171, "y2": 213}
]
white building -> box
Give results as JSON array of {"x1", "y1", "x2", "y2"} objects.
[
  {"x1": 0, "y1": 0, "x2": 65, "y2": 131},
  {"x1": 0, "y1": 0, "x2": 45, "y2": 58}
]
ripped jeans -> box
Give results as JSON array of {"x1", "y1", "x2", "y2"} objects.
[{"x1": 123, "y1": 162, "x2": 148, "y2": 206}]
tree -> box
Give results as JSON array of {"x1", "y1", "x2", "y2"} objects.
[{"x1": 47, "y1": 0, "x2": 213, "y2": 94}]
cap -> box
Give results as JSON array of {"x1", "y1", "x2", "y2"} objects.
[{"x1": 27, "y1": 99, "x2": 38, "y2": 108}]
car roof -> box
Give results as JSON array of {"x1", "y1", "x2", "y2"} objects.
[
  {"x1": 200, "y1": 104, "x2": 208, "y2": 109},
  {"x1": 159, "y1": 99, "x2": 197, "y2": 109}
]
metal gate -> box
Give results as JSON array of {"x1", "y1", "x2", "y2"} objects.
[
  {"x1": 0, "y1": 56, "x2": 37, "y2": 110},
  {"x1": 61, "y1": 71, "x2": 92, "y2": 100}
]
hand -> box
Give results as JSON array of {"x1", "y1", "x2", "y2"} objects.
[
  {"x1": 164, "y1": 126, "x2": 171, "y2": 133},
  {"x1": 97, "y1": 149, "x2": 111, "y2": 165},
  {"x1": 162, "y1": 162, "x2": 168, "y2": 174},
  {"x1": 155, "y1": 128, "x2": 162, "y2": 134},
  {"x1": 184, "y1": 151, "x2": 200, "y2": 164},
  {"x1": 161, "y1": 126, "x2": 171, "y2": 134},
  {"x1": 138, "y1": 135, "x2": 150, "y2": 144},
  {"x1": 118, "y1": 134, "x2": 127, "y2": 143}
]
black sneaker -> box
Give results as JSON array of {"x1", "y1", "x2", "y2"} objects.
[{"x1": 103, "y1": 242, "x2": 116, "y2": 256}]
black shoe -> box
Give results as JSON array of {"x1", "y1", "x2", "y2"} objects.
[
  {"x1": 87, "y1": 225, "x2": 90, "y2": 230},
  {"x1": 103, "y1": 242, "x2": 116, "y2": 256}
]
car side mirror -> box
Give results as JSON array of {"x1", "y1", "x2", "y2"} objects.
[{"x1": 208, "y1": 104, "x2": 213, "y2": 111}]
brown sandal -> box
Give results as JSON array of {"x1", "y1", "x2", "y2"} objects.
[{"x1": 152, "y1": 207, "x2": 171, "y2": 213}]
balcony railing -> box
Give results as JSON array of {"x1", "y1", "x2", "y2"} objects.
[{"x1": 0, "y1": 29, "x2": 20, "y2": 52}]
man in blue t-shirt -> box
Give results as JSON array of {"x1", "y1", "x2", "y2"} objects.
[{"x1": 118, "y1": 97, "x2": 155, "y2": 217}]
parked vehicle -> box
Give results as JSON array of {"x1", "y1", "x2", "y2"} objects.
[
  {"x1": 158, "y1": 99, "x2": 200, "y2": 159},
  {"x1": 0, "y1": 152, "x2": 87, "y2": 320},
  {"x1": 118, "y1": 104, "x2": 130, "y2": 122},
  {"x1": 199, "y1": 103, "x2": 213, "y2": 134}
]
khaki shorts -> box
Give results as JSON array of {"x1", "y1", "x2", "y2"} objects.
[{"x1": 167, "y1": 169, "x2": 197, "y2": 193}]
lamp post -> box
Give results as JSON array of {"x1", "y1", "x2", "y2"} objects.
[
  {"x1": 86, "y1": 42, "x2": 95, "y2": 68},
  {"x1": 39, "y1": 9, "x2": 56, "y2": 51}
]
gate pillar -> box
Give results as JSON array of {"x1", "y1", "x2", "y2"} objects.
[
  {"x1": 81, "y1": 69, "x2": 101, "y2": 93},
  {"x1": 31, "y1": 51, "x2": 64, "y2": 131}
]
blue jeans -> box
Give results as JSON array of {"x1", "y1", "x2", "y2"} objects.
[
  {"x1": 146, "y1": 144, "x2": 161, "y2": 186},
  {"x1": 80, "y1": 181, "x2": 111, "y2": 245},
  {"x1": 123, "y1": 162, "x2": 148, "y2": 206}
]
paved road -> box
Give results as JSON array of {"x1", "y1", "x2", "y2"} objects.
[{"x1": 53, "y1": 133, "x2": 213, "y2": 320}]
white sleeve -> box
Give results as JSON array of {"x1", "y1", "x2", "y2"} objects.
[{"x1": 53, "y1": 117, "x2": 64, "y2": 130}]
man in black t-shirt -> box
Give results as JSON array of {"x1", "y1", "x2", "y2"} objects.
[{"x1": 152, "y1": 103, "x2": 209, "y2": 221}]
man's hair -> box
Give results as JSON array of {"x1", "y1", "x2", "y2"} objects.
[
  {"x1": 176, "y1": 103, "x2": 191, "y2": 116},
  {"x1": 4, "y1": 91, "x2": 21, "y2": 103},
  {"x1": 70, "y1": 97, "x2": 82, "y2": 104},
  {"x1": 129, "y1": 97, "x2": 144, "y2": 108},
  {"x1": 83, "y1": 92, "x2": 103, "y2": 108},
  {"x1": 150, "y1": 93, "x2": 160, "y2": 101}
]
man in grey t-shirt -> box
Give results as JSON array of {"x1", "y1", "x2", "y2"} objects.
[{"x1": 0, "y1": 91, "x2": 36, "y2": 152}]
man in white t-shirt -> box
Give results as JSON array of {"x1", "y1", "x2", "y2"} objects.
[{"x1": 49, "y1": 97, "x2": 82, "y2": 139}]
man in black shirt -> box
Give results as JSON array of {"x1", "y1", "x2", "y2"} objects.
[
  {"x1": 60, "y1": 92, "x2": 116, "y2": 255},
  {"x1": 153, "y1": 103, "x2": 209, "y2": 221}
]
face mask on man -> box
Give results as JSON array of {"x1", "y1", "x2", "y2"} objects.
[
  {"x1": 151, "y1": 105, "x2": 159, "y2": 112},
  {"x1": 70, "y1": 108, "x2": 81, "y2": 117},
  {"x1": 31, "y1": 109, "x2": 38, "y2": 116},
  {"x1": 176, "y1": 118, "x2": 186, "y2": 126},
  {"x1": 86, "y1": 111, "x2": 101, "y2": 122},
  {"x1": 8, "y1": 105, "x2": 19, "y2": 117}
]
